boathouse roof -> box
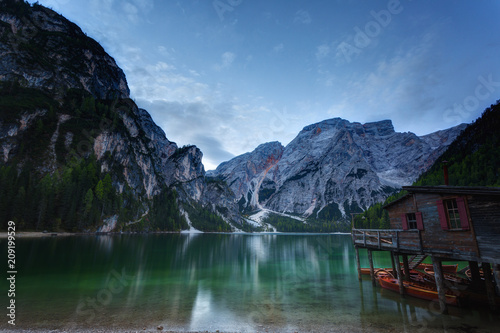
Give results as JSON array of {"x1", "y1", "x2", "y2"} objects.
[{"x1": 383, "y1": 186, "x2": 500, "y2": 209}]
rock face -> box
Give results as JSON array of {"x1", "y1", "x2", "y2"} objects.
[
  {"x1": 213, "y1": 142, "x2": 285, "y2": 210},
  {"x1": 213, "y1": 118, "x2": 467, "y2": 218},
  {"x1": 0, "y1": 2, "x2": 129, "y2": 99},
  {"x1": 0, "y1": 1, "x2": 243, "y2": 230}
]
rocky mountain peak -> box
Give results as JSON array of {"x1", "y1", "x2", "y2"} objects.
[{"x1": 213, "y1": 117, "x2": 466, "y2": 219}]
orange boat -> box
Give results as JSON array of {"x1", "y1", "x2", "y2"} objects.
[
  {"x1": 423, "y1": 268, "x2": 470, "y2": 285},
  {"x1": 377, "y1": 274, "x2": 460, "y2": 306},
  {"x1": 418, "y1": 263, "x2": 458, "y2": 274},
  {"x1": 360, "y1": 263, "x2": 458, "y2": 275}
]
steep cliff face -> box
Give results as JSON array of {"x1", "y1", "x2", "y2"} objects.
[
  {"x1": 0, "y1": 1, "x2": 243, "y2": 232},
  {"x1": 212, "y1": 141, "x2": 284, "y2": 212},
  {"x1": 213, "y1": 118, "x2": 466, "y2": 219},
  {"x1": 0, "y1": 1, "x2": 129, "y2": 99}
]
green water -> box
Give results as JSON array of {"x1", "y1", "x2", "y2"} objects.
[{"x1": 1, "y1": 233, "x2": 499, "y2": 332}]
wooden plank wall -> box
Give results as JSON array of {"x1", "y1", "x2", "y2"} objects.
[
  {"x1": 468, "y1": 195, "x2": 500, "y2": 264},
  {"x1": 387, "y1": 193, "x2": 479, "y2": 259}
]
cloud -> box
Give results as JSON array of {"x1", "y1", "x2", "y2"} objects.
[
  {"x1": 326, "y1": 33, "x2": 451, "y2": 134},
  {"x1": 316, "y1": 44, "x2": 331, "y2": 60},
  {"x1": 214, "y1": 52, "x2": 236, "y2": 71},
  {"x1": 294, "y1": 9, "x2": 311, "y2": 24},
  {"x1": 191, "y1": 135, "x2": 235, "y2": 170},
  {"x1": 273, "y1": 43, "x2": 284, "y2": 53}
]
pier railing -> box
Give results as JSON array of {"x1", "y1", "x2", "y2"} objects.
[{"x1": 351, "y1": 228, "x2": 423, "y2": 252}]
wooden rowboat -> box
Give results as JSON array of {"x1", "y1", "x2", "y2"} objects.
[
  {"x1": 423, "y1": 268, "x2": 470, "y2": 285},
  {"x1": 418, "y1": 263, "x2": 458, "y2": 274},
  {"x1": 377, "y1": 274, "x2": 459, "y2": 306},
  {"x1": 360, "y1": 263, "x2": 458, "y2": 276}
]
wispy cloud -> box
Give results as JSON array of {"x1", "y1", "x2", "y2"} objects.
[
  {"x1": 315, "y1": 44, "x2": 331, "y2": 60},
  {"x1": 327, "y1": 32, "x2": 449, "y2": 134},
  {"x1": 214, "y1": 52, "x2": 236, "y2": 71},
  {"x1": 273, "y1": 43, "x2": 284, "y2": 53},
  {"x1": 294, "y1": 9, "x2": 311, "y2": 24}
]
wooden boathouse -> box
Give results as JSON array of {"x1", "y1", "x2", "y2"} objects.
[{"x1": 352, "y1": 185, "x2": 500, "y2": 313}]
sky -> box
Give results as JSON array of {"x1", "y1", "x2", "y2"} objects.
[{"x1": 33, "y1": 0, "x2": 500, "y2": 170}]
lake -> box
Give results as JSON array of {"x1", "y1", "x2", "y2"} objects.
[{"x1": 1, "y1": 233, "x2": 499, "y2": 332}]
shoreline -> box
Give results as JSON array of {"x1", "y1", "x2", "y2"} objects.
[
  {"x1": 0, "y1": 231, "x2": 78, "y2": 238},
  {"x1": 0, "y1": 231, "x2": 351, "y2": 238}
]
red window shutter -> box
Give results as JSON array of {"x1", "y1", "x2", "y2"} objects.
[
  {"x1": 436, "y1": 200, "x2": 449, "y2": 230},
  {"x1": 456, "y1": 197, "x2": 470, "y2": 230},
  {"x1": 401, "y1": 214, "x2": 408, "y2": 230},
  {"x1": 416, "y1": 212, "x2": 424, "y2": 230}
]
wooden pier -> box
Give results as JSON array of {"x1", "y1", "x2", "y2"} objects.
[{"x1": 352, "y1": 186, "x2": 500, "y2": 313}]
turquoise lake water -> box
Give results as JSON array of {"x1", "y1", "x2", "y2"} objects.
[{"x1": 1, "y1": 233, "x2": 499, "y2": 332}]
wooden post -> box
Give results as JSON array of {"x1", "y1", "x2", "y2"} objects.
[
  {"x1": 493, "y1": 264, "x2": 500, "y2": 297},
  {"x1": 432, "y1": 256, "x2": 448, "y2": 314},
  {"x1": 469, "y1": 261, "x2": 482, "y2": 291},
  {"x1": 482, "y1": 263, "x2": 497, "y2": 311},
  {"x1": 390, "y1": 251, "x2": 397, "y2": 279},
  {"x1": 402, "y1": 254, "x2": 410, "y2": 281},
  {"x1": 368, "y1": 249, "x2": 376, "y2": 286},
  {"x1": 355, "y1": 246, "x2": 362, "y2": 281},
  {"x1": 393, "y1": 252, "x2": 404, "y2": 295}
]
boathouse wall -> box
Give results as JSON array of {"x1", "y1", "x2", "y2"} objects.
[
  {"x1": 385, "y1": 187, "x2": 500, "y2": 265},
  {"x1": 387, "y1": 193, "x2": 480, "y2": 261},
  {"x1": 467, "y1": 195, "x2": 500, "y2": 263}
]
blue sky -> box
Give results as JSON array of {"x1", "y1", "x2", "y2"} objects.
[{"x1": 34, "y1": 0, "x2": 500, "y2": 170}]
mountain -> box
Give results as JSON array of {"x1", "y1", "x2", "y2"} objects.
[
  {"x1": 0, "y1": 0, "x2": 243, "y2": 232},
  {"x1": 354, "y1": 100, "x2": 500, "y2": 230},
  {"x1": 414, "y1": 100, "x2": 500, "y2": 187},
  {"x1": 213, "y1": 118, "x2": 466, "y2": 221}
]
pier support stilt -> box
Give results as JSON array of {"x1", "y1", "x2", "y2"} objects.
[
  {"x1": 393, "y1": 252, "x2": 404, "y2": 295},
  {"x1": 469, "y1": 261, "x2": 482, "y2": 291},
  {"x1": 432, "y1": 256, "x2": 448, "y2": 314},
  {"x1": 493, "y1": 264, "x2": 500, "y2": 297},
  {"x1": 368, "y1": 249, "x2": 376, "y2": 286},
  {"x1": 390, "y1": 251, "x2": 397, "y2": 279},
  {"x1": 355, "y1": 246, "x2": 362, "y2": 282},
  {"x1": 402, "y1": 254, "x2": 410, "y2": 281},
  {"x1": 482, "y1": 263, "x2": 497, "y2": 311}
]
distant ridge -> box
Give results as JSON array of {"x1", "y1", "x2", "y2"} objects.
[{"x1": 212, "y1": 117, "x2": 466, "y2": 223}]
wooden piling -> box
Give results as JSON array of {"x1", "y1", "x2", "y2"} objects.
[
  {"x1": 393, "y1": 252, "x2": 404, "y2": 295},
  {"x1": 355, "y1": 246, "x2": 362, "y2": 282},
  {"x1": 368, "y1": 249, "x2": 376, "y2": 286},
  {"x1": 493, "y1": 264, "x2": 500, "y2": 297},
  {"x1": 482, "y1": 263, "x2": 497, "y2": 311},
  {"x1": 469, "y1": 261, "x2": 482, "y2": 291},
  {"x1": 432, "y1": 256, "x2": 448, "y2": 314},
  {"x1": 402, "y1": 254, "x2": 410, "y2": 281},
  {"x1": 390, "y1": 251, "x2": 397, "y2": 279}
]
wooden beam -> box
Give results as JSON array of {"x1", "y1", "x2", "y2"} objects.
[
  {"x1": 355, "y1": 246, "x2": 362, "y2": 282},
  {"x1": 482, "y1": 263, "x2": 497, "y2": 311},
  {"x1": 368, "y1": 249, "x2": 376, "y2": 286},
  {"x1": 402, "y1": 254, "x2": 410, "y2": 281},
  {"x1": 432, "y1": 256, "x2": 448, "y2": 314},
  {"x1": 417, "y1": 230, "x2": 423, "y2": 252},
  {"x1": 393, "y1": 253, "x2": 404, "y2": 295}
]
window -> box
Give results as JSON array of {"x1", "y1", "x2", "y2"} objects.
[
  {"x1": 406, "y1": 213, "x2": 417, "y2": 230},
  {"x1": 436, "y1": 197, "x2": 470, "y2": 231},
  {"x1": 444, "y1": 199, "x2": 461, "y2": 229},
  {"x1": 401, "y1": 212, "x2": 423, "y2": 230}
]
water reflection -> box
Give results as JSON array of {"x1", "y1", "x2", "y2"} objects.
[{"x1": 1, "y1": 234, "x2": 499, "y2": 332}]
